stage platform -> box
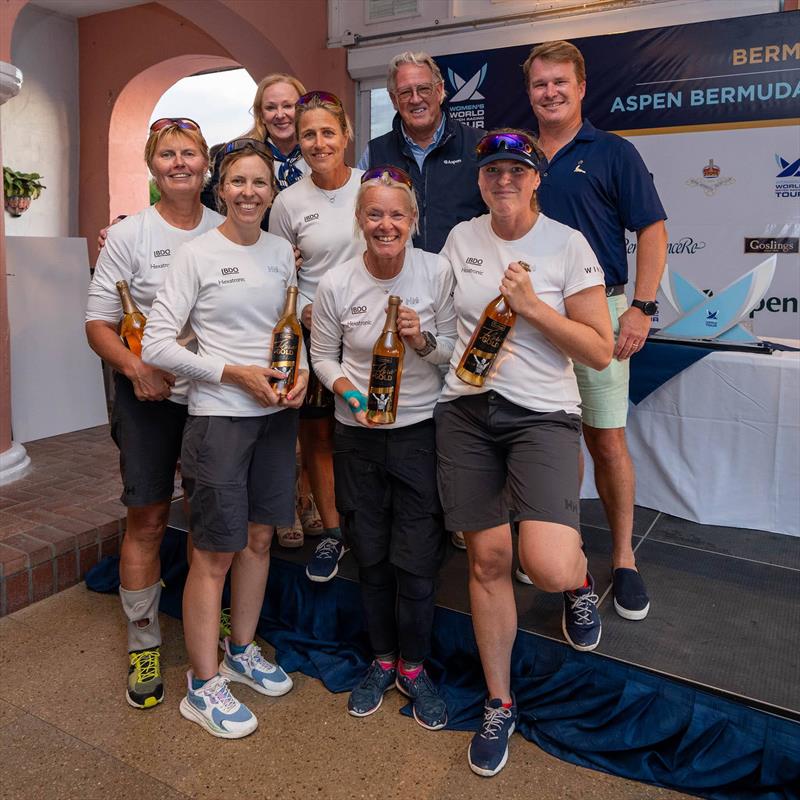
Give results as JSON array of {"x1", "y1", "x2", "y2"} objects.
[{"x1": 169, "y1": 498, "x2": 799, "y2": 723}]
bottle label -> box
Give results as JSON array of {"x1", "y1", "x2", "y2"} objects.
[
  {"x1": 368, "y1": 355, "x2": 399, "y2": 413},
  {"x1": 271, "y1": 331, "x2": 299, "y2": 369},
  {"x1": 463, "y1": 318, "x2": 511, "y2": 377}
]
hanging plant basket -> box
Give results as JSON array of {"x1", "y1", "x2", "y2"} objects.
[{"x1": 3, "y1": 166, "x2": 45, "y2": 217}]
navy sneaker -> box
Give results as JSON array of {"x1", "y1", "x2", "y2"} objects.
[
  {"x1": 562, "y1": 574, "x2": 602, "y2": 652},
  {"x1": 396, "y1": 668, "x2": 448, "y2": 731},
  {"x1": 306, "y1": 537, "x2": 347, "y2": 583},
  {"x1": 347, "y1": 660, "x2": 396, "y2": 717},
  {"x1": 468, "y1": 696, "x2": 517, "y2": 777},
  {"x1": 613, "y1": 568, "x2": 650, "y2": 620}
]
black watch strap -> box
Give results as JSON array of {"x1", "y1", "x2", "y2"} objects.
[{"x1": 631, "y1": 299, "x2": 658, "y2": 316}]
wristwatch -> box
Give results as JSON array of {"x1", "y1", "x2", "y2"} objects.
[
  {"x1": 631, "y1": 299, "x2": 658, "y2": 316},
  {"x1": 414, "y1": 330, "x2": 437, "y2": 357}
]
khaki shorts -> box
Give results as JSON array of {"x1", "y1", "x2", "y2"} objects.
[{"x1": 574, "y1": 294, "x2": 630, "y2": 429}]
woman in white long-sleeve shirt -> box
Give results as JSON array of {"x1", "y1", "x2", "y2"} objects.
[
  {"x1": 143, "y1": 139, "x2": 307, "y2": 740},
  {"x1": 311, "y1": 166, "x2": 456, "y2": 731},
  {"x1": 269, "y1": 90, "x2": 364, "y2": 582},
  {"x1": 85, "y1": 118, "x2": 222, "y2": 712}
]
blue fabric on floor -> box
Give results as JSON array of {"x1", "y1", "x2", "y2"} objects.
[{"x1": 85, "y1": 532, "x2": 800, "y2": 800}]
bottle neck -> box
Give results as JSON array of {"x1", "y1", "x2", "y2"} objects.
[
  {"x1": 283, "y1": 288, "x2": 298, "y2": 318},
  {"x1": 118, "y1": 285, "x2": 137, "y2": 315},
  {"x1": 383, "y1": 299, "x2": 400, "y2": 333}
]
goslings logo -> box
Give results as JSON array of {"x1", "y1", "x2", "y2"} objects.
[
  {"x1": 685, "y1": 159, "x2": 735, "y2": 196},
  {"x1": 774, "y1": 154, "x2": 800, "y2": 199},
  {"x1": 446, "y1": 63, "x2": 487, "y2": 127},
  {"x1": 744, "y1": 237, "x2": 799, "y2": 254}
]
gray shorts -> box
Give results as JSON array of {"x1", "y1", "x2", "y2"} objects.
[
  {"x1": 110, "y1": 372, "x2": 187, "y2": 507},
  {"x1": 433, "y1": 392, "x2": 581, "y2": 533},
  {"x1": 181, "y1": 411, "x2": 299, "y2": 552}
]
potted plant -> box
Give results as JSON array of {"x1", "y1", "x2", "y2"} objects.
[{"x1": 3, "y1": 166, "x2": 46, "y2": 217}]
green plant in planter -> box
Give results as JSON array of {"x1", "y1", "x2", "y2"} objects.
[{"x1": 3, "y1": 166, "x2": 46, "y2": 217}]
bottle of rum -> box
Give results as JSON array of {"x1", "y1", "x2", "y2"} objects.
[
  {"x1": 456, "y1": 262, "x2": 530, "y2": 386},
  {"x1": 367, "y1": 295, "x2": 404, "y2": 424},
  {"x1": 269, "y1": 286, "x2": 303, "y2": 398},
  {"x1": 116, "y1": 280, "x2": 146, "y2": 357}
]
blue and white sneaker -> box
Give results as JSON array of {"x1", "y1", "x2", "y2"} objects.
[
  {"x1": 218, "y1": 637, "x2": 293, "y2": 697},
  {"x1": 179, "y1": 672, "x2": 257, "y2": 739},
  {"x1": 562, "y1": 574, "x2": 602, "y2": 652},
  {"x1": 468, "y1": 696, "x2": 517, "y2": 777},
  {"x1": 306, "y1": 537, "x2": 347, "y2": 583},
  {"x1": 612, "y1": 568, "x2": 650, "y2": 620},
  {"x1": 396, "y1": 667, "x2": 448, "y2": 731},
  {"x1": 347, "y1": 660, "x2": 396, "y2": 717}
]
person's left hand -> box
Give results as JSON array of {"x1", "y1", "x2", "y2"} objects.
[
  {"x1": 283, "y1": 370, "x2": 309, "y2": 408},
  {"x1": 397, "y1": 305, "x2": 425, "y2": 350},
  {"x1": 293, "y1": 247, "x2": 303, "y2": 272},
  {"x1": 614, "y1": 307, "x2": 651, "y2": 360},
  {"x1": 500, "y1": 261, "x2": 537, "y2": 315}
]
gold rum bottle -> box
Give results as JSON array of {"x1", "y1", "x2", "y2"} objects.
[
  {"x1": 367, "y1": 295, "x2": 404, "y2": 424},
  {"x1": 456, "y1": 262, "x2": 529, "y2": 386},
  {"x1": 269, "y1": 286, "x2": 303, "y2": 398},
  {"x1": 116, "y1": 280, "x2": 146, "y2": 357}
]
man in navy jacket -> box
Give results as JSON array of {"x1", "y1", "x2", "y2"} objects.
[{"x1": 358, "y1": 51, "x2": 487, "y2": 254}]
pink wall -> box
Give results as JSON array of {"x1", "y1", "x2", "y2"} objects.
[{"x1": 78, "y1": 0, "x2": 353, "y2": 263}]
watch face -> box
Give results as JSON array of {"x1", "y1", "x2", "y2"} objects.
[{"x1": 635, "y1": 300, "x2": 658, "y2": 316}]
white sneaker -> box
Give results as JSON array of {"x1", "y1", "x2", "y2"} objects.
[
  {"x1": 219, "y1": 637, "x2": 293, "y2": 697},
  {"x1": 450, "y1": 530, "x2": 467, "y2": 550},
  {"x1": 179, "y1": 672, "x2": 257, "y2": 739}
]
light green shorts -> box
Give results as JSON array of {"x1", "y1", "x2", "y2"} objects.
[{"x1": 574, "y1": 294, "x2": 630, "y2": 429}]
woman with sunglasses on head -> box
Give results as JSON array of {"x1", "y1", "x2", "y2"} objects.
[
  {"x1": 312, "y1": 166, "x2": 456, "y2": 730},
  {"x1": 269, "y1": 90, "x2": 364, "y2": 583},
  {"x1": 435, "y1": 130, "x2": 613, "y2": 776},
  {"x1": 86, "y1": 118, "x2": 223, "y2": 711},
  {"x1": 142, "y1": 139, "x2": 306, "y2": 738}
]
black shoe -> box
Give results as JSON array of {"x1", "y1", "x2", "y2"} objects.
[{"x1": 612, "y1": 568, "x2": 650, "y2": 620}]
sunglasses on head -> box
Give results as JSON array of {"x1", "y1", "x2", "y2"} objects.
[
  {"x1": 297, "y1": 90, "x2": 343, "y2": 108},
  {"x1": 360, "y1": 165, "x2": 414, "y2": 189},
  {"x1": 222, "y1": 138, "x2": 272, "y2": 158},
  {"x1": 476, "y1": 132, "x2": 540, "y2": 166},
  {"x1": 149, "y1": 117, "x2": 201, "y2": 133}
]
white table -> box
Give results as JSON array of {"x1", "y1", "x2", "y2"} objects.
[{"x1": 581, "y1": 343, "x2": 800, "y2": 536}]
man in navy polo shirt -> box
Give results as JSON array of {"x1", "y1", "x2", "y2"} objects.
[{"x1": 521, "y1": 40, "x2": 668, "y2": 621}]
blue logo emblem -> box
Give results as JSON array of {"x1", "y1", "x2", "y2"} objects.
[
  {"x1": 448, "y1": 64, "x2": 488, "y2": 102},
  {"x1": 775, "y1": 155, "x2": 800, "y2": 178},
  {"x1": 706, "y1": 310, "x2": 718, "y2": 321}
]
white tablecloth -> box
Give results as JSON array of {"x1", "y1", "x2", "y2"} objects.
[{"x1": 581, "y1": 344, "x2": 800, "y2": 536}]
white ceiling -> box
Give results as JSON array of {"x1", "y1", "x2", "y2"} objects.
[{"x1": 30, "y1": 0, "x2": 149, "y2": 19}]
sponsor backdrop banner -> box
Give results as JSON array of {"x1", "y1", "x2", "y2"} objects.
[{"x1": 436, "y1": 12, "x2": 800, "y2": 339}]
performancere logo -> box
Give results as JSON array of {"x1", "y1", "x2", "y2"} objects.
[
  {"x1": 774, "y1": 154, "x2": 800, "y2": 199},
  {"x1": 446, "y1": 64, "x2": 487, "y2": 128},
  {"x1": 685, "y1": 158, "x2": 735, "y2": 196}
]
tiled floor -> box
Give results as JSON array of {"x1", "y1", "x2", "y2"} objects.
[
  {"x1": 0, "y1": 585, "x2": 690, "y2": 800},
  {"x1": 0, "y1": 426, "x2": 126, "y2": 616}
]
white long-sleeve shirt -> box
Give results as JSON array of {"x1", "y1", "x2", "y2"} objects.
[
  {"x1": 142, "y1": 227, "x2": 306, "y2": 417},
  {"x1": 268, "y1": 170, "x2": 364, "y2": 313},
  {"x1": 312, "y1": 248, "x2": 456, "y2": 428},
  {"x1": 86, "y1": 205, "x2": 224, "y2": 404}
]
